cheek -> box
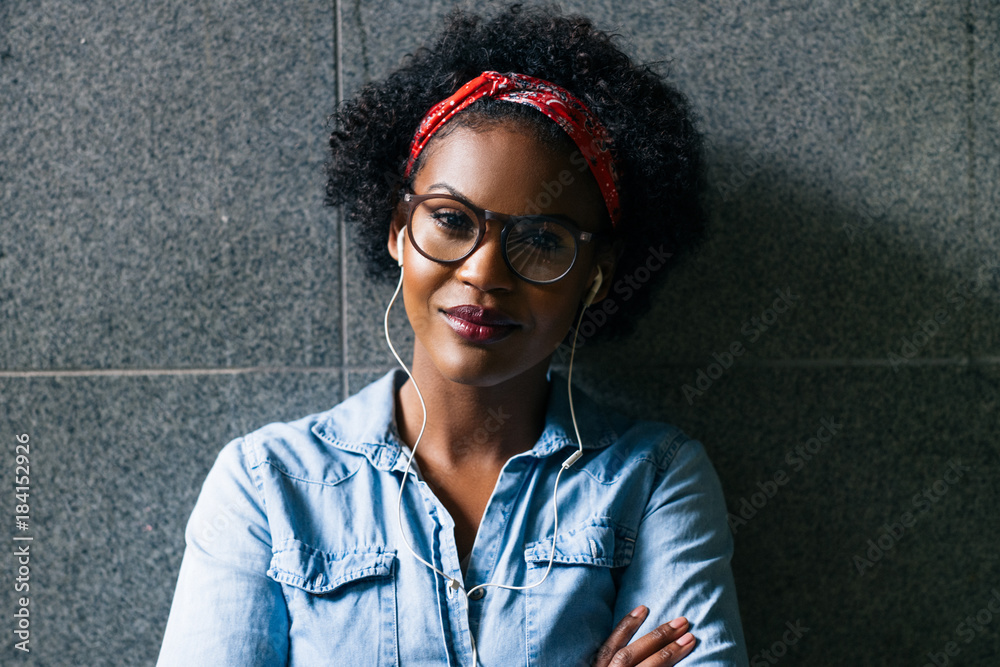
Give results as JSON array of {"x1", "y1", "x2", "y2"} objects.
[{"x1": 400, "y1": 261, "x2": 446, "y2": 320}]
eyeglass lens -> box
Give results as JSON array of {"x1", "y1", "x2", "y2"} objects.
[{"x1": 409, "y1": 196, "x2": 578, "y2": 282}]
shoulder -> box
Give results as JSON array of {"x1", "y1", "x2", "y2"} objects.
[
  {"x1": 236, "y1": 412, "x2": 351, "y2": 483},
  {"x1": 587, "y1": 402, "x2": 716, "y2": 482},
  {"x1": 612, "y1": 417, "x2": 707, "y2": 472},
  {"x1": 194, "y1": 411, "x2": 354, "y2": 523},
  {"x1": 581, "y1": 409, "x2": 727, "y2": 519},
  {"x1": 547, "y1": 374, "x2": 706, "y2": 474},
  {"x1": 213, "y1": 370, "x2": 402, "y2": 485},
  {"x1": 546, "y1": 376, "x2": 719, "y2": 494},
  {"x1": 617, "y1": 418, "x2": 723, "y2": 491},
  {"x1": 612, "y1": 421, "x2": 729, "y2": 537}
]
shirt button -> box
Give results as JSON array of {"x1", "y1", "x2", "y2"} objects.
[{"x1": 468, "y1": 588, "x2": 485, "y2": 600}]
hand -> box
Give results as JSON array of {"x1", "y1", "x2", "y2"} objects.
[{"x1": 591, "y1": 605, "x2": 696, "y2": 667}]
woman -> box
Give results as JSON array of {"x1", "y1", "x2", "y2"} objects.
[{"x1": 159, "y1": 5, "x2": 747, "y2": 665}]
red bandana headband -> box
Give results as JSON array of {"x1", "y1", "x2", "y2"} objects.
[{"x1": 404, "y1": 71, "x2": 622, "y2": 227}]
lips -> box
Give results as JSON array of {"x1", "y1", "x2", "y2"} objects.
[{"x1": 442, "y1": 305, "x2": 519, "y2": 343}]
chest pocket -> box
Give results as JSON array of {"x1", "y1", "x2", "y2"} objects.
[
  {"x1": 524, "y1": 520, "x2": 635, "y2": 567},
  {"x1": 523, "y1": 520, "x2": 636, "y2": 667},
  {"x1": 268, "y1": 540, "x2": 398, "y2": 666}
]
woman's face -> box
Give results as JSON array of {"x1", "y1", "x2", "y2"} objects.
[{"x1": 388, "y1": 121, "x2": 617, "y2": 388}]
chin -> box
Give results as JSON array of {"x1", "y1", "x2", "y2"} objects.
[
  {"x1": 438, "y1": 356, "x2": 517, "y2": 387},
  {"x1": 433, "y1": 346, "x2": 545, "y2": 388}
]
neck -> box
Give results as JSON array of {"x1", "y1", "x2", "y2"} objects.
[{"x1": 394, "y1": 342, "x2": 552, "y2": 471}]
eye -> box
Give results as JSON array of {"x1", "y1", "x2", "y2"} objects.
[
  {"x1": 430, "y1": 208, "x2": 476, "y2": 232},
  {"x1": 517, "y1": 230, "x2": 561, "y2": 251},
  {"x1": 509, "y1": 221, "x2": 574, "y2": 255}
]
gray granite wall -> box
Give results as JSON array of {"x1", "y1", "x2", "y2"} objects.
[{"x1": 1, "y1": 0, "x2": 997, "y2": 664}]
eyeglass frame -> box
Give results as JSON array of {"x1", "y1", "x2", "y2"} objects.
[{"x1": 397, "y1": 190, "x2": 610, "y2": 285}]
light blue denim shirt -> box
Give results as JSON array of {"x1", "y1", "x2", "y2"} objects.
[{"x1": 158, "y1": 369, "x2": 748, "y2": 666}]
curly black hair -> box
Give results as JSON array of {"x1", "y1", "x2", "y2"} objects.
[{"x1": 325, "y1": 3, "x2": 707, "y2": 342}]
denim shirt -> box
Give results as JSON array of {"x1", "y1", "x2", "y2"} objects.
[{"x1": 158, "y1": 370, "x2": 748, "y2": 666}]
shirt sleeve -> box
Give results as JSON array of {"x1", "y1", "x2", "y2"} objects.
[
  {"x1": 157, "y1": 437, "x2": 289, "y2": 666},
  {"x1": 613, "y1": 437, "x2": 749, "y2": 666}
]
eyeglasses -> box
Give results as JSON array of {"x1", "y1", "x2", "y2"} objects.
[{"x1": 399, "y1": 191, "x2": 606, "y2": 284}]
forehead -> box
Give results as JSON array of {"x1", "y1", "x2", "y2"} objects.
[{"x1": 411, "y1": 123, "x2": 606, "y2": 229}]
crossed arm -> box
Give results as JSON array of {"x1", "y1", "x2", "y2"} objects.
[{"x1": 593, "y1": 438, "x2": 749, "y2": 667}]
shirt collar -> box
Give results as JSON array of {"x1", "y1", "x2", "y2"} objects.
[{"x1": 311, "y1": 369, "x2": 620, "y2": 472}]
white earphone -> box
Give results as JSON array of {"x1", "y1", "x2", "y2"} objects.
[
  {"x1": 397, "y1": 232, "x2": 405, "y2": 267},
  {"x1": 583, "y1": 267, "x2": 603, "y2": 308}
]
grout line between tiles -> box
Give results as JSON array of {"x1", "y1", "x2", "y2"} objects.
[
  {"x1": 3, "y1": 357, "x2": 1000, "y2": 379},
  {"x1": 334, "y1": 0, "x2": 349, "y2": 403}
]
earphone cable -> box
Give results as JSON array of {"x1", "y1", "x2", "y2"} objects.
[{"x1": 385, "y1": 268, "x2": 462, "y2": 590}]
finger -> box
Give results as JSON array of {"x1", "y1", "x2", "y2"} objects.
[
  {"x1": 591, "y1": 606, "x2": 649, "y2": 667},
  {"x1": 605, "y1": 618, "x2": 691, "y2": 667},
  {"x1": 634, "y1": 630, "x2": 696, "y2": 667}
]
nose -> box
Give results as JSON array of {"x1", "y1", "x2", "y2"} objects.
[{"x1": 454, "y1": 224, "x2": 517, "y2": 292}]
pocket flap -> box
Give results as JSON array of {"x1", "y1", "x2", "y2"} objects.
[
  {"x1": 524, "y1": 520, "x2": 635, "y2": 567},
  {"x1": 267, "y1": 539, "x2": 395, "y2": 594}
]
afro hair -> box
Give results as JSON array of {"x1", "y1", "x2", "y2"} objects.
[{"x1": 325, "y1": 3, "x2": 707, "y2": 341}]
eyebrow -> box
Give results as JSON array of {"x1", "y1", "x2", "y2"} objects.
[
  {"x1": 425, "y1": 182, "x2": 469, "y2": 200},
  {"x1": 421, "y1": 182, "x2": 585, "y2": 227}
]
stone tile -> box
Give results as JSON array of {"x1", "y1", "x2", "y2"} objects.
[
  {"x1": 0, "y1": 370, "x2": 341, "y2": 666},
  {"x1": 343, "y1": 225, "x2": 415, "y2": 371},
  {"x1": 348, "y1": 366, "x2": 398, "y2": 399},
  {"x1": 0, "y1": 0, "x2": 339, "y2": 370},
  {"x1": 582, "y1": 0, "x2": 987, "y2": 365},
  {"x1": 338, "y1": 0, "x2": 456, "y2": 99},
  {"x1": 338, "y1": 0, "x2": 452, "y2": 368},
  {"x1": 970, "y1": 0, "x2": 1000, "y2": 355},
  {"x1": 573, "y1": 362, "x2": 1000, "y2": 664}
]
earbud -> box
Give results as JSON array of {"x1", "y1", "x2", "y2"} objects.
[
  {"x1": 582, "y1": 267, "x2": 603, "y2": 307},
  {"x1": 396, "y1": 232, "x2": 405, "y2": 268}
]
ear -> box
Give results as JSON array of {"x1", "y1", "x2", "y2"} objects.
[
  {"x1": 387, "y1": 213, "x2": 406, "y2": 266},
  {"x1": 586, "y1": 239, "x2": 623, "y2": 306},
  {"x1": 583, "y1": 267, "x2": 603, "y2": 307}
]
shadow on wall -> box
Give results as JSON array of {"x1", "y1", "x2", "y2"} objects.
[{"x1": 576, "y1": 147, "x2": 1000, "y2": 666}]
